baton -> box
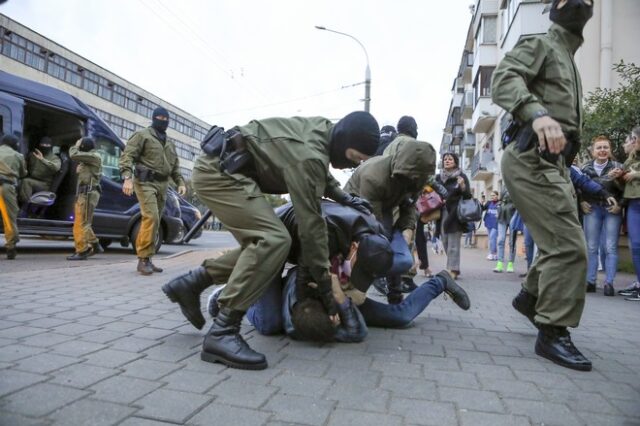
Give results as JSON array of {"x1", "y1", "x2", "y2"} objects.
[{"x1": 182, "y1": 209, "x2": 212, "y2": 244}]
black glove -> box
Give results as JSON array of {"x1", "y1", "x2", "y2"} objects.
[{"x1": 341, "y1": 194, "x2": 373, "y2": 215}]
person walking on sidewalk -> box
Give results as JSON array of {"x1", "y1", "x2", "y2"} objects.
[
  {"x1": 620, "y1": 129, "x2": 640, "y2": 300},
  {"x1": 120, "y1": 107, "x2": 186, "y2": 275},
  {"x1": 482, "y1": 191, "x2": 499, "y2": 261},
  {"x1": 492, "y1": 0, "x2": 595, "y2": 371},
  {"x1": 0, "y1": 135, "x2": 26, "y2": 260},
  {"x1": 67, "y1": 137, "x2": 103, "y2": 261},
  {"x1": 494, "y1": 187, "x2": 516, "y2": 273}
]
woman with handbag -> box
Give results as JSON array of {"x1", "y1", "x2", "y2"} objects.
[{"x1": 435, "y1": 152, "x2": 472, "y2": 279}]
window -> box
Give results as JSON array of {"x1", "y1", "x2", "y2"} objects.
[
  {"x1": 95, "y1": 136, "x2": 122, "y2": 182},
  {"x1": 480, "y1": 16, "x2": 497, "y2": 44},
  {"x1": 473, "y1": 66, "x2": 495, "y2": 105}
]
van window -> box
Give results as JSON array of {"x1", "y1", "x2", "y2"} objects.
[
  {"x1": 95, "y1": 136, "x2": 122, "y2": 182},
  {"x1": 0, "y1": 104, "x2": 10, "y2": 134}
]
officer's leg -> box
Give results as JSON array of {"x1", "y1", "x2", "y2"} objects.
[
  {"x1": 503, "y1": 143, "x2": 590, "y2": 371},
  {"x1": 18, "y1": 178, "x2": 33, "y2": 204},
  {"x1": 72, "y1": 196, "x2": 87, "y2": 253},
  {"x1": 0, "y1": 185, "x2": 19, "y2": 259},
  {"x1": 133, "y1": 183, "x2": 159, "y2": 267},
  {"x1": 84, "y1": 192, "x2": 99, "y2": 246}
]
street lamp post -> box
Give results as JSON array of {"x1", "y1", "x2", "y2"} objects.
[{"x1": 315, "y1": 25, "x2": 371, "y2": 112}]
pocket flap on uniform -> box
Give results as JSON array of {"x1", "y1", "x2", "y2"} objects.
[{"x1": 542, "y1": 171, "x2": 567, "y2": 184}]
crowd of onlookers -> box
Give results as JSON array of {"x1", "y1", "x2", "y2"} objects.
[{"x1": 424, "y1": 128, "x2": 640, "y2": 301}]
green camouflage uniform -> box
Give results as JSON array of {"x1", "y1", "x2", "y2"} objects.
[
  {"x1": 19, "y1": 151, "x2": 61, "y2": 203},
  {"x1": 492, "y1": 23, "x2": 587, "y2": 327},
  {"x1": 120, "y1": 127, "x2": 185, "y2": 258},
  {"x1": 70, "y1": 146, "x2": 102, "y2": 253},
  {"x1": 0, "y1": 145, "x2": 27, "y2": 249}
]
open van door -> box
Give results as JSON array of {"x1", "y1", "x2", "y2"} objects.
[{"x1": 0, "y1": 91, "x2": 24, "y2": 153}]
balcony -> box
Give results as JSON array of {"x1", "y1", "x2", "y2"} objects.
[
  {"x1": 471, "y1": 97, "x2": 498, "y2": 134},
  {"x1": 462, "y1": 90, "x2": 474, "y2": 119},
  {"x1": 470, "y1": 150, "x2": 496, "y2": 181},
  {"x1": 472, "y1": 44, "x2": 498, "y2": 82},
  {"x1": 458, "y1": 50, "x2": 474, "y2": 84},
  {"x1": 463, "y1": 132, "x2": 476, "y2": 149}
]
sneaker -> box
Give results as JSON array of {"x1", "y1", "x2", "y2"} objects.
[
  {"x1": 486, "y1": 254, "x2": 494, "y2": 261},
  {"x1": 493, "y1": 261, "x2": 504, "y2": 273},
  {"x1": 618, "y1": 281, "x2": 640, "y2": 296},
  {"x1": 506, "y1": 262, "x2": 514, "y2": 273},
  {"x1": 624, "y1": 291, "x2": 640, "y2": 301}
]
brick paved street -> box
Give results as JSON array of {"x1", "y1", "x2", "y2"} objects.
[{"x1": 1, "y1": 238, "x2": 639, "y2": 425}]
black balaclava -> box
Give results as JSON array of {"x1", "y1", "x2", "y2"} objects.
[
  {"x1": 79, "y1": 137, "x2": 95, "y2": 152},
  {"x1": 397, "y1": 116, "x2": 418, "y2": 138},
  {"x1": 38, "y1": 136, "x2": 53, "y2": 155},
  {"x1": 0, "y1": 134, "x2": 19, "y2": 151},
  {"x1": 329, "y1": 111, "x2": 380, "y2": 169},
  {"x1": 549, "y1": 0, "x2": 594, "y2": 37},
  {"x1": 151, "y1": 106, "x2": 170, "y2": 134}
]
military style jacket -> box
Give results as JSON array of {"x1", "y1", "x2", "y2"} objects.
[
  {"x1": 344, "y1": 139, "x2": 436, "y2": 235},
  {"x1": 623, "y1": 154, "x2": 640, "y2": 200},
  {"x1": 492, "y1": 24, "x2": 584, "y2": 137},
  {"x1": 119, "y1": 127, "x2": 185, "y2": 187},
  {"x1": 0, "y1": 145, "x2": 27, "y2": 184},
  {"x1": 28, "y1": 151, "x2": 61, "y2": 184},
  {"x1": 234, "y1": 116, "x2": 345, "y2": 276},
  {"x1": 70, "y1": 146, "x2": 102, "y2": 187}
]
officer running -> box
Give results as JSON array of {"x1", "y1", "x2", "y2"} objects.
[
  {"x1": 0, "y1": 135, "x2": 27, "y2": 259},
  {"x1": 120, "y1": 107, "x2": 186, "y2": 275},
  {"x1": 67, "y1": 137, "x2": 103, "y2": 260},
  {"x1": 491, "y1": 0, "x2": 594, "y2": 371},
  {"x1": 162, "y1": 112, "x2": 379, "y2": 370}
]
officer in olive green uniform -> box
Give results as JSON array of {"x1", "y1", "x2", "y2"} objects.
[
  {"x1": 162, "y1": 112, "x2": 379, "y2": 370},
  {"x1": 491, "y1": 0, "x2": 594, "y2": 371},
  {"x1": 19, "y1": 136, "x2": 61, "y2": 204},
  {"x1": 67, "y1": 137, "x2": 103, "y2": 261},
  {"x1": 120, "y1": 107, "x2": 186, "y2": 275},
  {"x1": 0, "y1": 135, "x2": 27, "y2": 260},
  {"x1": 345, "y1": 138, "x2": 436, "y2": 304}
]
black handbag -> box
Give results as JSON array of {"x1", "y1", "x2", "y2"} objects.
[{"x1": 456, "y1": 198, "x2": 482, "y2": 223}]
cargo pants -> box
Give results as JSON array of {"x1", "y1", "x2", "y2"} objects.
[
  {"x1": 133, "y1": 181, "x2": 167, "y2": 259},
  {"x1": 0, "y1": 183, "x2": 19, "y2": 249},
  {"x1": 73, "y1": 191, "x2": 100, "y2": 252},
  {"x1": 501, "y1": 143, "x2": 586, "y2": 327},
  {"x1": 191, "y1": 154, "x2": 291, "y2": 312}
]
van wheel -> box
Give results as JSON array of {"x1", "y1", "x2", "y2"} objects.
[
  {"x1": 99, "y1": 238, "x2": 112, "y2": 250},
  {"x1": 130, "y1": 220, "x2": 164, "y2": 255}
]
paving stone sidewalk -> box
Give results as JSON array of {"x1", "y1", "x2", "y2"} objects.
[{"x1": 1, "y1": 244, "x2": 639, "y2": 425}]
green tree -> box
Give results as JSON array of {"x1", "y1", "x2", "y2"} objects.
[
  {"x1": 582, "y1": 61, "x2": 640, "y2": 160},
  {"x1": 264, "y1": 194, "x2": 288, "y2": 208}
]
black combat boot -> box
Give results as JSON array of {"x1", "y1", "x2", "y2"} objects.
[
  {"x1": 137, "y1": 258, "x2": 154, "y2": 275},
  {"x1": 512, "y1": 289, "x2": 538, "y2": 329},
  {"x1": 162, "y1": 267, "x2": 213, "y2": 329},
  {"x1": 535, "y1": 324, "x2": 592, "y2": 371},
  {"x1": 89, "y1": 242, "x2": 104, "y2": 256},
  {"x1": 387, "y1": 275, "x2": 404, "y2": 305},
  {"x1": 201, "y1": 307, "x2": 267, "y2": 370},
  {"x1": 6, "y1": 247, "x2": 16, "y2": 260},
  {"x1": 67, "y1": 248, "x2": 92, "y2": 261},
  {"x1": 438, "y1": 270, "x2": 470, "y2": 310},
  {"x1": 149, "y1": 258, "x2": 163, "y2": 273}
]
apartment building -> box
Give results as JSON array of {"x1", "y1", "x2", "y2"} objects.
[
  {"x1": 0, "y1": 13, "x2": 211, "y2": 180},
  {"x1": 440, "y1": 0, "x2": 640, "y2": 198}
]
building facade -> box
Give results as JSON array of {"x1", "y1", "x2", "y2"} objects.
[
  {"x1": 440, "y1": 0, "x2": 640, "y2": 199},
  {"x1": 0, "y1": 13, "x2": 211, "y2": 180}
]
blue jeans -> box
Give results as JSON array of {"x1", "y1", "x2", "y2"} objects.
[
  {"x1": 358, "y1": 276, "x2": 444, "y2": 328},
  {"x1": 583, "y1": 204, "x2": 622, "y2": 284},
  {"x1": 246, "y1": 274, "x2": 284, "y2": 335},
  {"x1": 388, "y1": 230, "x2": 413, "y2": 275},
  {"x1": 497, "y1": 222, "x2": 515, "y2": 262},
  {"x1": 523, "y1": 225, "x2": 535, "y2": 269},
  {"x1": 627, "y1": 199, "x2": 640, "y2": 282},
  {"x1": 488, "y1": 227, "x2": 498, "y2": 255}
]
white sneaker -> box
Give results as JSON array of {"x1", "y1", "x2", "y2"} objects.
[
  {"x1": 624, "y1": 290, "x2": 640, "y2": 301},
  {"x1": 618, "y1": 281, "x2": 640, "y2": 296},
  {"x1": 486, "y1": 254, "x2": 494, "y2": 260}
]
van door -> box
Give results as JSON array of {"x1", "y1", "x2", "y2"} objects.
[{"x1": 0, "y1": 91, "x2": 25, "y2": 153}]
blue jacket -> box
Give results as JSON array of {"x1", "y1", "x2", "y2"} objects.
[
  {"x1": 570, "y1": 165, "x2": 608, "y2": 198},
  {"x1": 483, "y1": 200, "x2": 499, "y2": 230}
]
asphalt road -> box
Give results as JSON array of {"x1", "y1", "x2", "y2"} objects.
[{"x1": 0, "y1": 230, "x2": 238, "y2": 274}]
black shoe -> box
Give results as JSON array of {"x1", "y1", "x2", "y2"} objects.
[
  {"x1": 6, "y1": 247, "x2": 16, "y2": 260},
  {"x1": 137, "y1": 258, "x2": 154, "y2": 275},
  {"x1": 438, "y1": 270, "x2": 470, "y2": 310},
  {"x1": 150, "y1": 260, "x2": 163, "y2": 273},
  {"x1": 387, "y1": 292, "x2": 403, "y2": 305},
  {"x1": 67, "y1": 248, "x2": 92, "y2": 261},
  {"x1": 586, "y1": 282, "x2": 596, "y2": 293},
  {"x1": 512, "y1": 289, "x2": 539, "y2": 329},
  {"x1": 603, "y1": 284, "x2": 614, "y2": 297},
  {"x1": 400, "y1": 277, "x2": 418, "y2": 293},
  {"x1": 201, "y1": 307, "x2": 267, "y2": 370},
  {"x1": 372, "y1": 277, "x2": 389, "y2": 296},
  {"x1": 88, "y1": 242, "x2": 104, "y2": 256},
  {"x1": 387, "y1": 276, "x2": 403, "y2": 304},
  {"x1": 162, "y1": 267, "x2": 213, "y2": 330},
  {"x1": 535, "y1": 325, "x2": 592, "y2": 371}
]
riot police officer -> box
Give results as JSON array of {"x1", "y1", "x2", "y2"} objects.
[{"x1": 0, "y1": 135, "x2": 27, "y2": 259}]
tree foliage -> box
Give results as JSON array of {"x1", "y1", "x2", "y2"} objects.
[{"x1": 582, "y1": 61, "x2": 640, "y2": 160}]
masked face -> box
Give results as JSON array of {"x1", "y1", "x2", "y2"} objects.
[
  {"x1": 151, "y1": 107, "x2": 170, "y2": 134},
  {"x1": 341, "y1": 243, "x2": 358, "y2": 277},
  {"x1": 550, "y1": 0, "x2": 594, "y2": 37},
  {"x1": 39, "y1": 144, "x2": 52, "y2": 155}
]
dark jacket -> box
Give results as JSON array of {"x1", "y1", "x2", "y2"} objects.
[
  {"x1": 497, "y1": 188, "x2": 515, "y2": 225},
  {"x1": 580, "y1": 160, "x2": 624, "y2": 205},
  {"x1": 570, "y1": 165, "x2": 607, "y2": 198},
  {"x1": 435, "y1": 171, "x2": 472, "y2": 234}
]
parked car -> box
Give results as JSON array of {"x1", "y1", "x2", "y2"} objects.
[
  {"x1": 0, "y1": 70, "x2": 186, "y2": 253},
  {"x1": 175, "y1": 196, "x2": 203, "y2": 243}
]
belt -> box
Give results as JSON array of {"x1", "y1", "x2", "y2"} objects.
[{"x1": 78, "y1": 184, "x2": 100, "y2": 193}]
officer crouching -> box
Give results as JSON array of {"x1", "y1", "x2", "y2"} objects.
[{"x1": 67, "y1": 137, "x2": 103, "y2": 260}]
